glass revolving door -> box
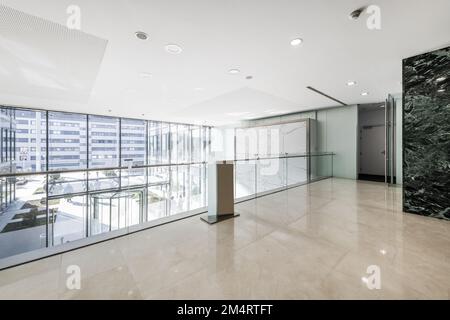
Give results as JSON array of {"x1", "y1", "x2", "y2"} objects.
[{"x1": 89, "y1": 188, "x2": 144, "y2": 236}]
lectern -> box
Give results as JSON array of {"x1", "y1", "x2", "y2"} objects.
[{"x1": 200, "y1": 161, "x2": 239, "y2": 224}]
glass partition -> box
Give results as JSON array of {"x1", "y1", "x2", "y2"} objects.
[
  {"x1": 0, "y1": 105, "x2": 212, "y2": 266},
  {"x1": 310, "y1": 154, "x2": 333, "y2": 181},
  {"x1": 235, "y1": 160, "x2": 256, "y2": 200},
  {"x1": 89, "y1": 115, "x2": 120, "y2": 168},
  {"x1": 48, "y1": 194, "x2": 87, "y2": 246},
  {"x1": 287, "y1": 157, "x2": 308, "y2": 186},
  {"x1": 48, "y1": 112, "x2": 87, "y2": 171},
  {"x1": 121, "y1": 119, "x2": 146, "y2": 166},
  {"x1": 0, "y1": 174, "x2": 47, "y2": 259},
  {"x1": 234, "y1": 153, "x2": 334, "y2": 203},
  {"x1": 256, "y1": 158, "x2": 286, "y2": 195}
]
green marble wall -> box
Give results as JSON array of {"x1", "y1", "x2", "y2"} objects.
[{"x1": 403, "y1": 46, "x2": 450, "y2": 220}]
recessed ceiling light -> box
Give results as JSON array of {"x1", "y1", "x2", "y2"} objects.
[
  {"x1": 436, "y1": 76, "x2": 446, "y2": 82},
  {"x1": 140, "y1": 72, "x2": 152, "y2": 78},
  {"x1": 108, "y1": 109, "x2": 112, "y2": 112},
  {"x1": 246, "y1": 75, "x2": 253, "y2": 80},
  {"x1": 290, "y1": 38, "x2": 303, "y2": 46},
  {"x1": 361, "y1": 92, "x2": 369, "y2": 96},
  {"x1": 347, "y1": 81, "x2": 357, "y2": 86},
  {"x1": 228, "y1": 69, "x2": 240, "y2": 75},
  {"x1": 135, "y1": 31, "x2": 149, "y2": 40},
  {"x1": 165, "y1": 44, "x2": 183, "y2": 54}
]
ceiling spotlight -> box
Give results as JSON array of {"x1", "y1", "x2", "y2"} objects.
[
  {"x1": 347, "y1": 81, "x2": 357, "y2": 86},
  {"x1": 165, "y1": 44, "x2": 183, "y2": 54},
  {"x1": 140, "y1": 72, "x2": 152, "y2": 78},
  {"x1": 436, "y1": 76, "x2": 446, "y2": 82},
  {"x1": 361, "y1": 92, "x2": 369, "y2": 96},
  {"x1": 246, "y1": 75, "x2": 253, "y2": 80},
  {"x1": 135, "y1": 31, "x2": 149, "y2": 40},
  {"x1": 290, "y1": 38, "x2": 303, "y2": 46},
  {"x1": 349, "y1": 7, "x2": 365, "y2": 20},
  {"x1": 108, "y1": 109, "x2": 112, "y2": 112},
  {"x1": 228, "y1": 69, "x2": 240, "y2": 75}
]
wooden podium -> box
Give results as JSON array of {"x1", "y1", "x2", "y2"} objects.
[{"x1": 200, "y1": 161, "x2": 239, "y2": 224}]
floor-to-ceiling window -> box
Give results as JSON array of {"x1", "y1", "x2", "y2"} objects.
[{"x1": 0, "y1": 106, "x2": 211, "y2": 263}]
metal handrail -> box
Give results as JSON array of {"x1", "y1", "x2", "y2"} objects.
[
  {"x1": 0, "y1": 161, "x2": 209, "y2": 178},
  {"x1": 0, "y1": 153, "x2": 336, "y2": 178},
  {"x1": 234, "y1": 152, "x2": 335, "y2": 162}
]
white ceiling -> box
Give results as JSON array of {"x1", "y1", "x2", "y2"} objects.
[{"x1": 0, "y1": 0, "x2": 449, "y2": 126}]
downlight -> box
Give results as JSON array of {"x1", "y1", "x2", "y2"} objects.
[
  {"x1": 135, "y1": 31, "x2": 149, "y2": 40},
  {"x1": 290, "y1": 38, "x2": 303, "y2": 46},
  {"x1": 228, "y1": 69, "x2": 240, "y2": 75},
  {"x1": 165, "y1": 44, "x2": 183, "y2": 54}
]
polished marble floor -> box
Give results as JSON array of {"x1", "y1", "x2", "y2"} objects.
[{"x1": 0, "y1": 178, "x2": 449, "y2": 299}]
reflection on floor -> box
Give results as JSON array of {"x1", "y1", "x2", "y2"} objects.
[{"x1": 0, "y1": 178, "x2": 449, "y2": 299}]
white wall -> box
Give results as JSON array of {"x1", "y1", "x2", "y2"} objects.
[
  {"x1": 317, "y1": 105, "x2": 358, "y2": 179},
  {"x1": 213, "y1": 105, "x2": 359, "y2": 179}
]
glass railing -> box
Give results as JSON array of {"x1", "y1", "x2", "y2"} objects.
[
  {"x1": 0, "y1": 153, "x2": 333, "y2": 268},
  {"x1": 234, "y1": 153, "x2": 334, "y2": 202},
  {"x1": 0, "y1": 162, "x2": 208, "y2": 266}
]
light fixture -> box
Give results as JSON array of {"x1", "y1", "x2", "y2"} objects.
[
  {"x1": 437, "y1": 88, "x2": 445, "y2": 93},
  {"x1": 140, "y1": 72, "x2": 152, "y2": 78},
  {"x1": 361, "y1": 92, "x2": 369, "y2": 96},
  {"x1": 436, "y1": 76, "x2": 446, "y2": 82},
  {"x1": 347, "y1": 81, "x2": 357, "y2": 86},
  {"x1": 135, "y1": 31, "x2": 149, "y2": 40},
  {"x1": 380, "y1": 249, "x2": 387, "y2": 255},
  {"x1": 165, "y1": 44, "x2": 183, "y2": 54},
  {"x1": 349, "y1": 7, "x2": 365, "y2": 20},
  {"x1": 228, "y1": 68, "x2": 240, "y2": 75},
  {"x1": 246, "y1": 75, "x2": 253, "y2": 80},
  {"x1": 290, "y1": 38, "x2": 303, "y2": 46}
]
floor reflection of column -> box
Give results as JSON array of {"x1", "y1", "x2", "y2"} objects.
[{"x1": 214, "y1": 218, "x2": 235, "y2": 272}]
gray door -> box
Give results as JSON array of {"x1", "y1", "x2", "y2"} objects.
[{"x1": 360, "y1": 126, "x2": 385, "y2": 176}]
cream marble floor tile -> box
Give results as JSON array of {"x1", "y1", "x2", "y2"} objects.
[
  {"x1": 0, "y1": 255, "x2": 61, "y2": 300},
  {"x1": 1, "y1": 178, "x2": 449, "y2": 300},
  {"x1": 59, "y1": 265, "x2": 142, "y2": 300}
]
